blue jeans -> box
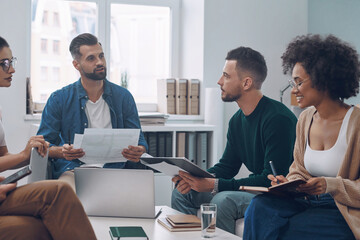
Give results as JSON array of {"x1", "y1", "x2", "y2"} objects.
[
  {"x1": 171, "y1": 189, "x2": 255, "y2": 234},
  {"x1": 243, "y1": 193, "x2": 355, "y2": 240}
]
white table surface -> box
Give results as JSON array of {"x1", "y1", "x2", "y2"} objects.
[{"x1": 89, "y1": 206, "x2": 242, "y2": 240}]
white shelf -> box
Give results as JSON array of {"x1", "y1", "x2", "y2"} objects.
[{"x1": 142, "y1": 123, "x2": 215, "y2": 132}]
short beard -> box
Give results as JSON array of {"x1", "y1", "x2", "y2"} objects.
[
  {"x1": 222, "y1": 92, "x2": 241, "y2": 102},
  {"x1": 83, "y1": 67, "x2": 107, "y2": 81}
]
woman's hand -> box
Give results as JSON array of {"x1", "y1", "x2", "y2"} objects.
[
  {"x1": 297, "y1": 177, "x2": 327, "y2": 195},
  {"x1": 268, "y1": 174, "x2": 288, "y2": 186},
  {"x1": 0, "y1": 176, "x2": 16, "y2": 203},
  {"x1": 21, "y1": 135, "x2": 49, "y2": 160}
]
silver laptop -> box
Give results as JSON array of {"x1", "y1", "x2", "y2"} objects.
[
  {"x1": 74, "y1": 168, "x2": 161, "y2": 218},
  {"x1": 27, "y1": 147, "x2": 48, "y2": 183}
]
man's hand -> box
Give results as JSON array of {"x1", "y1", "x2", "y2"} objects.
[
  {"x1": 178, "y1": 171, "x2": 215, "y2": 193},
  {"x1": 268, "y1": 174, "x2": 288, "y2": 186},
  {"x1": 62, "y1": 144, "x2": 85, "y2": 160},
  {"x1": 172, "y1": 175, "x2": 192, "y2": 194},
  {"x1": 297, "y1": 177, "x2": 326, "y2": 195},
  {"x1": 0, "y1": 176, "x2": 17, "y2": 203},
  {"x1": 122, "y1": 145, "x2": 146, "y2": 162}
]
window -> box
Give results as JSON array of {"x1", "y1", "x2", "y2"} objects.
[
  {"x1": 110, "y1": 4, "x2": 170, "y2": 103},
  {"x1": 40, "y1": 39, "x2": 48, "y2": 53},
  {"x1": 42, "y1": 10, "x2": 48, "y2": 25},
  {"x1": 30, "y1": 0, "x2": 179, "y2": 108},
  {"x1": 40, "y1": 66, "x2": 48, "y2": 82},
  {"x1": 52, "y1": 67, "x2": 60, "y2": 82},
  {"x1": 53, "y1": 12, "x2": 60, "y2": 27},
  {"x1": 52, "y1": 40, "x2": 60, "y2": 54}
]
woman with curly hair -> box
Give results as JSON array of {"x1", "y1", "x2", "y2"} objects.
[{"x1": 243, "y1": 34, "x2": 360, "y2": 240}]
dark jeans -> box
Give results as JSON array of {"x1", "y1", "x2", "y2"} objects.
[{"x1": 243, "y1": 193, "x2": 355, "y2": 240}]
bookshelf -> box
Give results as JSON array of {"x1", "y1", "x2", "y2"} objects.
[{"x1": 142, "y1": 124, "x2": 217, "y2": 167}]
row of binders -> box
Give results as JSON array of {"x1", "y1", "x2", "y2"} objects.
[
  {"x1": 144, "y1": 132, "x2": 173, "y2": 158},
  {"x1": 177, "y1": 132, "x2": 209, "y2": 170},
  {"x1": 157, "y1": 78, "x2": 200, "y2": 115},
  {"x1": 144, "y1": 131, "x2": 209, "y2": 170}
]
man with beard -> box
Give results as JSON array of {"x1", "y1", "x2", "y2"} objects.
[
  {"x1": 37, "y1": 33, "x2": 147, "y2": 189},
  {"x1": 171, "y1": 46, "x2": 297, "y2": 234}
]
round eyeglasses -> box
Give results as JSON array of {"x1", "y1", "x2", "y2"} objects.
[
  {"x1": 288, "y1": 78, "x2": 309, "y2": 89},
  {"x1": 0, "y1": 57, "x2": 17, "y2": 73}
]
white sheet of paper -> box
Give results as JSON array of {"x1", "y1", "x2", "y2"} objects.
[
  {"x1": 140, "y1": 156, "x2": 188, "y2": 177},
  {"x1": 73, "y1": 128, "x2": 140, "y2": 164}
]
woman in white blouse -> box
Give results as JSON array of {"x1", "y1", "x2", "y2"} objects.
[{"x1": 243, "y1": 34, "x2": 360, "y2": 240}]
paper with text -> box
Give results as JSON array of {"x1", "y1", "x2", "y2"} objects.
[{"x1": 73, "y1": 128, "x2": 140, "y2": 164}]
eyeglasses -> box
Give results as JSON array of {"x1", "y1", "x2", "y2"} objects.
[
  {"x1": 0, "y1": 57, "x2": 17, "y2": 73},
  {"x1": 288, "y1": 78, "x2": 308, "y2": 89}
]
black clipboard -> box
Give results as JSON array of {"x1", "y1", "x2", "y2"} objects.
[{"x1": 140, "y1": 157, "x2": 215, "y2": 178}]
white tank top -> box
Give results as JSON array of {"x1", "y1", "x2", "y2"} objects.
[
  {"x1": 304, "y1": 107, "x2": 353, "y2": 177},
  {"x1": 85, "y1": 95, "x2": 112, "y2": 129}
]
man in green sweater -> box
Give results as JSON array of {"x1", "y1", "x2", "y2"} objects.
[{"x1": 171, "y1": 46, "x2": 297, "y2": 234}]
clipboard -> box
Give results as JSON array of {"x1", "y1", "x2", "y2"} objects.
[{"x1": 140, "y1": 157, "x2": 215, "y2": 178}]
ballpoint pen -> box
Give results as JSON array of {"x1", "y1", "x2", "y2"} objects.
[{"x1": 269, "y1": 161, "x2": 280, "y2": 184}]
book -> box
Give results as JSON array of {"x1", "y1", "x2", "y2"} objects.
[
  {"x1": 187, "y1": 79, "x2": 200, "y2": 115},
  {"x1": 157, "y1": 78, "x2": 176, "y2": 114},
  {"x1": 157, "y1": 217, "x2": 201, "y2": 232},
  {"x1": 109, "y1": 226, "x2": 148, "y2": 240},
  {"x1": 175, "y1": 79, "x2": 188, "y2": 115},
  {"x1": 239, "y1": 179, "x2": 308, "y2": 198},
  {"x1": 166, "y1": 214, "x2": 201, "y2": 227}
]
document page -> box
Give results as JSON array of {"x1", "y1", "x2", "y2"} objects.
[{"x1": 73, "y1": 128, "x2": 140, "y2": 164}]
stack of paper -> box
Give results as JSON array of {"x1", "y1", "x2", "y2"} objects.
[{"x1": 138, "y1": 112, "x2": 169, "y2": 126}]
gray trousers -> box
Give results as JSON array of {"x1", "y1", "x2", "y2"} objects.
[{"x1": 171, "y1": 189, "x2": 255, "y2": 234}]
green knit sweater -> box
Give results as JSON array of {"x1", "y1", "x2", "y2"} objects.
[{"x1": 208, "y1": 96, "x2": 297, "y2": 191}]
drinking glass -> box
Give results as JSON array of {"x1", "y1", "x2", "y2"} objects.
[{"x1": 200, "y1": 203, "x2": 217, "y2": 238}]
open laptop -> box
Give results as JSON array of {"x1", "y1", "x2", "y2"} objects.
[
  {"x1": 74, "y1": 168, "x2": 161, "y2": 218},
  {"x1": 27, "y1": 147, "x2": 48, "y2": 183}
]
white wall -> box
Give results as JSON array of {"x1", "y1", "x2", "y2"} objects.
[
  {"x1": 202, "y1": 0, "x2": 308, "y2": 153},
  {"x1": 0, "y1": 0, "x2": 32, "y2": 155}
]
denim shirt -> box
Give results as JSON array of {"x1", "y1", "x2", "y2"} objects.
[{"x1": 37, "y1": 79, "x2": 148, "y2": 179}]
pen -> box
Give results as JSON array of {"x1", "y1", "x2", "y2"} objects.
[
  {"x1": 68, "y1": 130, "x2": 71, "y2": 145},
  {"x1": 155, "y1": 207, "x2": 162, "y2": 219},
  {"x1": 269, "y1": 161, "x2": 279, "y2": 184}
]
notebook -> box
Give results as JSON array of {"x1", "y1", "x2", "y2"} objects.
[
  {"x1": 74, "y1": 168, "x2": 161, "y2": 218},
  {"x1": 27, "y1": 147, "x2": 49, "y2": 183}
]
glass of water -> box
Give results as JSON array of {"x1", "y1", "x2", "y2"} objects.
[{"x1": 200, "y1": 203, "x2": 217, "y2": 238}]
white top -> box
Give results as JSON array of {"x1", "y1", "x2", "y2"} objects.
[
  {"x1": 304, "y1": 107, "x2": 353, "y2": 177},
  {"x1": 0, "y1": 120, "x2": 6, "y2": 147},
  {"x1": 84, "y1": 96, "x2": 112, "y2": 129}
]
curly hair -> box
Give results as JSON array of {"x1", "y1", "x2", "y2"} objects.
[{"x1": 281, "y1": 34, "x2": 360, "y2": 100}]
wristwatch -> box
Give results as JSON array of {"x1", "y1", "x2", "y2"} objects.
[{"x1": 211, "y1": 179, "x2": 219, "y2": 195}]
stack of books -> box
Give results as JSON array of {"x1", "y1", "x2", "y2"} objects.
[
  {"x1": 157, "y1": 214, "x2": 201, "y2": 232},
  {"x1": 138, "y1": 112, "x2": 169, "y2": 126}
]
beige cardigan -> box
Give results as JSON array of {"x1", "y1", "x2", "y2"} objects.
[{"x1": 287, "y1": 106, "x2": 360, "y2": 239}]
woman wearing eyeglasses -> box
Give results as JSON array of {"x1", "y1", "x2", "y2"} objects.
[
  {"x1": 243, "y1": 34, "x2": 360, "y2": 240},
  {"x1": 0, "y1": 36, "x2": 96, "y2": 240}
]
